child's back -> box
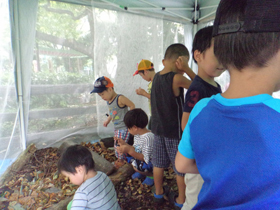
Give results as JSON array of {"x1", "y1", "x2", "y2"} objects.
[
  {"x1": 176, "y1": 0, "x2": 280, "y2": 209},
  {"x1": 151, "y1": 43, "x2": 195, "y2": 209},
  {"x1": 151, "y1": 71, "x2": 184, "y2": 139}
]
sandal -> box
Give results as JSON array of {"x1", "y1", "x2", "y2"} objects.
[
  {"x1": 168, "y1": 191, "x2": 183, "y2": 210},
  {"x1": 152, "y1": 185, "x2": 170, "y2": 204}
]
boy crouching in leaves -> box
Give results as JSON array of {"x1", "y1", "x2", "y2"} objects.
[
  {"x1": 116, "y1": 108, "x2": 154, "y2": 186},
  {"x1": 58, "y1": 145, "x2": 120, "y2": 210}
]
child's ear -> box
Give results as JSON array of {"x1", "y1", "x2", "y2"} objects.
[
  {"x1": 162, "y1": 59, "x2": 165, "y2": 66},
  {"x1": 76, "y1": 165, "x2": 85, "y2": 173},
  {"x1": 194, "y1": 50, "x2": 201, "y2": 63}
]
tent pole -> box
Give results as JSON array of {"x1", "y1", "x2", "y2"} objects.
[
  {"x1": 191, "y1": 0, "x2": 198, "y2": 71},
  {"x1": 199, "y1": 10, "x2": 217, "y2": 22},
  {"x1": 12, "y1": 0, "x2": 27, "y2": 150},
  {"x1": 200, "y1": 5, "x2": 218, "y2": 10}
]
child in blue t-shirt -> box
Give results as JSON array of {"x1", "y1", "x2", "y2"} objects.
[{"x1": 176, "y1": 0, "x2": 280, "y2": 209}]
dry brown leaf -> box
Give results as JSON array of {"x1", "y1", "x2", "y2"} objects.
[
  {"x1": 8, "y1": 193, "x2": 19, "y2": 201},
  {"x1": 18, "y1": 196, "x2": 35, "y2": 206}
]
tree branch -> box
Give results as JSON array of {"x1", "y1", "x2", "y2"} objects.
[
  {"x1": 36, "y1": 31, "x2": 93, "y2": 58},
  {"x1": 42, "y1": 4, "x2": 89, "y2": 20}
]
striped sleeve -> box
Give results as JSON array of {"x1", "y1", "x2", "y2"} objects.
[
  {"x1": 141, "y1": 132, "x2": 154, "y2": 164},
  {"x1": 80, "y1": 172, "x2": 120, "y2": 210},
  {"x1": 71, "y1": 190, "x2": 88, "y2": 210}
]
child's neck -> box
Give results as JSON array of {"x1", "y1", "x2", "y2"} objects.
[
  {"x1": 197, "y1": 70, "x2": 218, "y2": 87},
  {"x1": 161, "y1": 59, "x2": 177, "y2": 74},
  {"x1": 137, "y1": 127, "x2": 150, "y2": 135},
  {"x1": 223, "y1": 66, "x2": 275, "y2": 98},
  {"x1": 161, "y1": 65, "x2": 177, "y2": 74},
  {"x1": 150, "y1": 72, "x2": 156, "y2": 81},
  {"x1": 83, "y1": 170, "x2": 97, "y2": 182},
  {"x1": 109, "y1": 92, "x2": 118, "y2": 103}
]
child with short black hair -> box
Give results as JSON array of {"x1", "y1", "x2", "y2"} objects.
[
  {"x1": 58, "y1": 145, "x2": 120, "y2": 210},
  {"x1": 116, "y1": 108, "x2": 154, "y2": 186},
  {"x1": 151, "y1": 43, "x2": 196, "y2": 209},
  {"x1": 176, "y1": 0, "x2": 280, "y2": 209},
  {"x1": 90, "y1": 76, "x2": 135, "y2": 167},
  {"x1": 179, "y1": 26, "x2": 225, "y2": 210}
]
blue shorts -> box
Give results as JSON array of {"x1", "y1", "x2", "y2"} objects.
[
  {"x1": 127, "y1": 157, "x2": 153, "y2": 172},
  {"x1": 151, "y1": 135, "x2": 184, "y2": 176}
]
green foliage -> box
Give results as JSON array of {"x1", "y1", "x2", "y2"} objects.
[
  {"x1": 0, "y1": 121, "x2": 19, "y2": 138},
  {"x1": 37, "y1": 0, "x2": 87, "y2": 40},
  {"x1": 31, "y1": 71, "x2": 93, "y2": 85},
  {"x1": 27, "y1": 114, "x2": 97, "y2": 134}
]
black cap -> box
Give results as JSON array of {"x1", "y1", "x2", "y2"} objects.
[{"x1": 213, "y1": 0, "x2": 280, "y2": 37}]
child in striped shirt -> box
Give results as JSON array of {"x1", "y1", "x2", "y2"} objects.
[
  {"x1": 58, "y1": 145, "x2": 120, "y2": 210},
  {"x1": 116, "y1": 108, "x2": 154, "y2": 186}
]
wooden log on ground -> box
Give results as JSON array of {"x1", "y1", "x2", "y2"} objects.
[
  {"x1": 58, "y1": 141, "x2": 115, "y2": 176},
  {"x1": 109, "y1": 162, "x2": 134, "y2": 185},
  {"x1": 100, "y1": 137, "x2": 114, "y2": 148},
  {"x1": 0, "y1": 144, "x2": 37, "y2": 186}
]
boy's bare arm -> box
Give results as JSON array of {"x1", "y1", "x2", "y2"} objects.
[
  {"x1": 173, "y1": 74, "x2": 192, "y2": 91},
  {"x1": 136, "y1": 87, "x2": 151, "y2": 99},
  {"x1": 181, "y1": 112, "x2": 190, "y2": 131},
  {"x1": 118, "y1": 95, "x2": 135, "y2": 110},
  {"x1": 116, "y1": 144, "x2": 144, "y2": 161},
  {"x1": 175, "y1": 151, "x2": 199, "y2": 174}
]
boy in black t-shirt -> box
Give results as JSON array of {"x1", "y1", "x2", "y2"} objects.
[{"x1": 180, "y1": 26, "x2": 225, "y2": 210}]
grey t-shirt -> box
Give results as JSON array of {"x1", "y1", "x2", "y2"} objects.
[{"x1": 107, "y1": 94, "x2": 128, "y2": 130}]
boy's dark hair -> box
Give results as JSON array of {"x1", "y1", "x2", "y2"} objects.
[
  {"x1": 58, "y1": 145, "x2": 95, "y2": 174},
  {"x1": 164, "y1": 43, "x2": 189, "y2": 60},
  {"x1": 192, "y1": 26, "x2": 213, "y2": 64},
  {"x1": 213, "y1": 0, "x2": 280, "y2": 70},
  {"x1": 124, "y1": 108, "x2": 148, "y2": 129}
]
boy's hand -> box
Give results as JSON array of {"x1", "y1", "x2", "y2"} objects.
[
  {"x1": 103, "y1": 119, "x2": 110, "y2": 127},
  {"x1": 103, "y1": 115, "x2": 112, "y2": 127},
  {"x1": 116, "y1": 144, "x2": 131, "y2": 154},
  {"x1": 114, "y1": 137, "x2": 125, "y2": 145},
  {"x1": 176, "y1": 56, "x2": 189, "y2": 72},
  {"x1": 136, "y1": 87, "x2": 147, "y2": 96}
]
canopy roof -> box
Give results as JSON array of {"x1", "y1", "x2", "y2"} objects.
[
  {"x1": 57, "y1": 0, "x2": 220, "y2": 24},
  {"x1": 0, "y1": 0, "x2": 223, "y2": 174}
]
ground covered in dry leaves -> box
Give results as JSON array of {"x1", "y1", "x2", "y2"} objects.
[{"x1": 0, "y1": 142, "x2": 177, "y2": 210}]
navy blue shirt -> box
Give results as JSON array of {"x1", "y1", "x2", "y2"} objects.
[{"x1": 183, "y1": 75, "x2": 221, "y2": 113}]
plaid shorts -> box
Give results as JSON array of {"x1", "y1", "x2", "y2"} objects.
[
  {"x1": 114, "y1": 129, "x2": 130, "y2": 159},
  {"x1": 151, "y1": 135, "x2": 184, "y2": 176}
]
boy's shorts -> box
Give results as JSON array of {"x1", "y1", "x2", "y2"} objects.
[
  {"x1": 114, "y1": 129, "x2": 130, "y2": 159},
  {"x1": 127, "y1": 157, "x2": 153, "y2": 172},
  {"x1": 151, "y1": 135, "x2": 184, "y2": 177}
]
